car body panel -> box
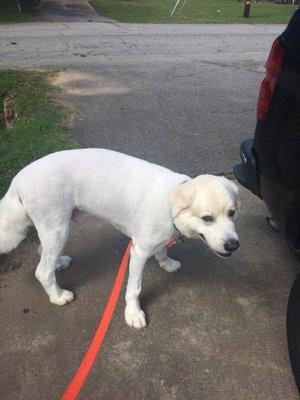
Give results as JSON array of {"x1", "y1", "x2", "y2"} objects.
[{"x1": 234, "y1": 8, "x2": 300, "y2": 253}]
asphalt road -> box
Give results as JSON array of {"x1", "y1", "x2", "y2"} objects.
[
  {"x1": 1, "y1": 22, "x2": 299, "y2": 400},
  {"x1": 0, "y1": 22, "x2": 285, "y2": 175}
]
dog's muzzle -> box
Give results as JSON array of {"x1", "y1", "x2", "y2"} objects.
[{"x1": 199, "y1": 234, "x2": 239, "y2": 258}]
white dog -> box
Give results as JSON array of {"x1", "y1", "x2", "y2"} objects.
[{"x1": 0, "y1": 149, "x2": 240, "y2": 328}]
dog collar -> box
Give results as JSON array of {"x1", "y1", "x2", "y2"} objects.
[
  {"x1": 168, "y1": 221, "x2": 185, "y2": 248},
  {"x1": 167, "y1": 234, "x2": 184, "y2": 248},
  {"x1": 168, "y1": 177, "x2": 189, "y2": 248}
]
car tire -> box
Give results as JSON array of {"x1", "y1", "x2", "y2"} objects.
[{"x1": 287, "y1": 272, "x2": 300, "y2": 393}]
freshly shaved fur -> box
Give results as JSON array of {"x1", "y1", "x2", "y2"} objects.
[{"x1": 0, "y1": 149, "x2": 240, "y2": 328}]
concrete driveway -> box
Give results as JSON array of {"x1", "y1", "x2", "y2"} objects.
[
  {"x1": 37, "y1": 0, "x2": 109, "y2": 22},
  {"x1": 0, "y1": 22, "x2": 299, "y2": 399}
]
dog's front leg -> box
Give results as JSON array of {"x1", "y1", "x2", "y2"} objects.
[
  {"x1": 125, "y1": 244, "x2": 149, "y2": 329},
  {"x1": 155, "y1": 247, "x2": 181, "y2": 273}
]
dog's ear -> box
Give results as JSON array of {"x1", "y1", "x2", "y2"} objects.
[
  {"x1": 229, "y1": 180, "x2": 238, "y2": 194},
  {"x1": 170, "y1": 182, "x2": 193, "y2": 218},
  {"x1": 229, "y1": 180, "x2": 242, "y2": 213}
]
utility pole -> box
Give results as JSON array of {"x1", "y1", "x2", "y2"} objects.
[{"x1": 243, "y1": 0, "x2": 251, "y2": 18}]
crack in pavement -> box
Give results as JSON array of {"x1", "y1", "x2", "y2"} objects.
[
  {"x1": 61, "y1": 22, "x2": 71, "y2": 30},
  {"x1": 59, "y1": 31, "x2": 71, "y2": 56},
  {"x1": 197, "y1": 59, "x2": 264, "y2": 74}
]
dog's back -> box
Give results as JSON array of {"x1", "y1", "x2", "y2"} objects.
[{"x1": 1, "y1": 149, "x2": 187, "y2": 249}]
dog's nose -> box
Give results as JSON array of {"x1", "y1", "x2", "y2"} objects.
[{"x1": 224, "y1": 239, "x2": 239, "y2": 252}]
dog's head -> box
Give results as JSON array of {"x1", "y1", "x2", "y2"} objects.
[{"x1": 170, "y1": 175, "x2": 241, "y2": 258}]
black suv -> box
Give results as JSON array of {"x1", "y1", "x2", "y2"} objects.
[
  {"x1": 234, "y1": 7, "x2": 300, "y2": 392},
  {"x1": 234, "y1": 7, "x2": 300, "y2": 253}
]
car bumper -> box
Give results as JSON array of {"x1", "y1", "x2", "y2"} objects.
[{"x1": 233, "y1": 139, "x2": 261, "y2": 198}]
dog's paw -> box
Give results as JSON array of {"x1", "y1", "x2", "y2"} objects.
[
  {"x1": 50, "y1": 289, "x2": 74, "y2": 306},
  {"x1": 57, "y1": 255, "x2": 72, "y2": 271},
  {"x1": 125, "y1": 306, "x2": 147, "y2": 329},
  {"x1": 160, "y1": 258, "x2": 181, "y2": 273}
]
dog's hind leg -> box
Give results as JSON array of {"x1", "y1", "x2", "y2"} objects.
[
  {"x1": 38, "y1": 245, "x2": 72, "y2": 271},
  {"x1": 35, "y1": 223, "x2": 74, "y2": 306},
  {"x1": 155, "y1": 247, "x2": 181, "y2": 273}
]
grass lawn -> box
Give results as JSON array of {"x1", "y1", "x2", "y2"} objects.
[
  {"x1": 0, "y1": 70, "x2": 77, "y2": 198},
  {"x1": 90, "y1": 0, "x2": 297, "y2": 23},
  {"x1": 0, "y1": 0, "x2": 37, "y2": 24}
]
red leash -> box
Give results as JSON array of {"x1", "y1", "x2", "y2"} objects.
[
  {"x1": 61, "y1": 236, "x2": 183, "y2": 399},
  {"x1": 61, "y1": 241, "x2": 132, "y2": 400}
]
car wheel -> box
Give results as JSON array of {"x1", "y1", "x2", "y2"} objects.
[{"x1": 287, "y1": 272, "x2": 300, "y2": 393}]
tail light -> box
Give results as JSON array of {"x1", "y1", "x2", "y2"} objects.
[{"x1": 257, "y1": 38, "x2": 285, "y2": 121}]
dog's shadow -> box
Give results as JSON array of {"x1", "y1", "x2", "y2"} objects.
[
  {"x1": 140, "y1": 235, "x2": 297, "y2": 318},
  {"x1": 140, "y1": 241, "x2": 220, "y2": 314},
  {"x1": 57, "y1": 236, "x2": 129, "y2": 292}
]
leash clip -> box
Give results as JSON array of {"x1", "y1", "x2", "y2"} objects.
[{"x1": 174, "y1": 234, "x2": 184, "y2": 244}]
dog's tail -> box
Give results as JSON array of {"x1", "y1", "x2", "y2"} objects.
[{"x1": 0, "y1": 183, "x2": 32, "y2": 254}]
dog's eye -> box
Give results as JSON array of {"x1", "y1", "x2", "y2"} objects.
[
  {"x1": 202, "y1": 215, "x2": 214, "y2": 223},
  {"x1": 228, "y1": 210, "x2": 235, "y2": 218}
]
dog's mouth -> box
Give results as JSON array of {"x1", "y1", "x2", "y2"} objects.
[
  {"x1": 199, "y1": 233, "x2": 206, "y2": 243},
  {"x1": 199, "y1": 234, "x2": 232, "y2": 258},
  {"x1": 216, "y1": 251, "x2": 232, "y2": 258}
]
